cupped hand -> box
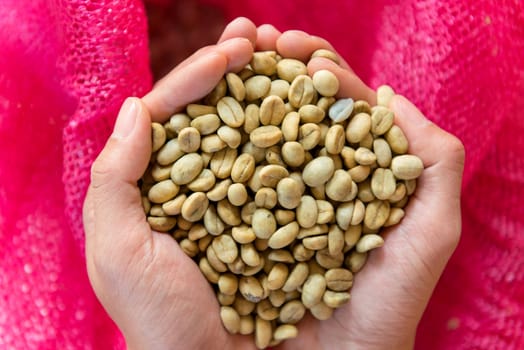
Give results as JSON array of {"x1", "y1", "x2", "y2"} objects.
[{"x1": 83, "y1": 17, "x2": 465, "y2": 350}]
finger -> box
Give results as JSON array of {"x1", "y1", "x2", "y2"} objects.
[
  {"x1": 390, "y1": 94, "x2": 465, "y2": 196},
  {"x1": 307, "y1": 57, "x2": 376, "y2": 104},
  {"x1": 255, "y1": 24, "x2": 281, "y2": 51},
  {"x1": 276, "y1": 30, "x2": 350, "y2": 69},
  {"x1": 84, "y1": 97, "x2": 153, "y2": 253},
  {"x1": 217, "y1": 17, "x2": 257, "y2": 46},
  {"x1": 143, "y1": 37, "x2": 254, "y2": 122}
]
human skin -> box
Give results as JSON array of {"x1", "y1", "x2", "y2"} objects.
[{"x1": 83, "y1": 17, "x2": 465, "y2": 350}]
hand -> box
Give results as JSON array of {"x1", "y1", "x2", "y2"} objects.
[
  {"x1": 83, "y1": 18, "x2": 260, "y2": 350},
  {"x1": 83, "y1": 17, "x2": 465, "y2": 350}
]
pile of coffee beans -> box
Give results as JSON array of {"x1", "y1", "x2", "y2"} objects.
[{"x1": 140, "y1": 49, "x2": 423, "y2": 349}]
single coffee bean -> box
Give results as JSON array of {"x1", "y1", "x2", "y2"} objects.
[
  {"x1": 256, "y1": 299, "x2": 279, "y2": 321},
  {"x1": 217, "y1": 96, "x2": 245, "y2": 127},
  {"x1": 302, "y1": 156, "x2": 335, "y2": 187},
  {"x1": 364, "y1": 199, "x2": 391, "y2": 230},
  {"x1": 391, "y1": 154, "x2": 424, "y2": 180},
  {"x1": 178, "y1": 127, "x2": 201, "y2": 153},
  {"x1": 170, "y1": 153, "x2": 204, "y2": 185},
  {"x1": 279, "y1": 299, "x2": 306, "y2": 324},
  {"x1": 281, "y1": 111, "x2": 300, "y2": 141},
  {"x1": 269, "y1": 79, "x2": 290, "y2": 100},
  {"x1": 181, "y1": 192, "x2": 209, "y2": 222},
  {"x1": 301, "y1": 274, "x2": 326, "y2": 308},
  {"x1": 255, "y1": 316, "x2": 272, "y2": 349},
  {"x1": 281, "y1": 141, "x2": 305, "y2": 167},
  {"x1": 312, "y1": 70, "x2": 339, "y2": 97},
  {"x1": 356, "y1": 233, "x2": 384, "y2": 253},
  {"x1": 148, "y1": 179, "x2": 179, "y2": 204},
  {"x1": 276, "y1": 177, "x2": 303, "y2": 209},
  {"x1": 298, "y1": 104, "x2": 325, "y2": 123},
  {"x1": 254, "y1": 187, "x2": 278, "y2": 209},
  {"x1": 147, "y1": 216, "x2": 176, "y2": 232},
  {"x1": 151, "y1": 122, "x2": 166, "y2": 152},
  {"x1": 240, "y1": 276, "x2": 264, "y2": 303},
  {"x1": 220, "y1": 306, "x2": 240, "y2": 334},
  {"x1": 325, "y1": 169, "x2": 357, "y2": 202},
  {"x1": 268, "y1": 221, "x2": 300, "y2": 249},
  {"x1": 267, "y1": 263, "x2": 289, "y2": 290},
  {"x1": 325, "y1": 125, "x2": 345, "y2": 154},
  {"x1": 210, "y1": 148, "x2": 237, "y2": 179},
  {"x1": 385, "y1": 125, "x2": 409, "y2": 154},
  {"x1": 274, "y1": 324, "x2": 298, "y2": 341},
  {"x1": 250, "y1": 125, "x2": 282, "y2": 148},
  {"x1": 239, "y1": 315, "x2": 255, "y2": 335},
  {"x1": 187, "y1": 169, "x2": 215, "y2": 192},
  {"x1": 288, "y1": 75, "x2": 315, "y2": 108},
  {"x1": 251, "y1": 51, "x2": 277, "y2": 75},
  {"x1": 259, "y1": 95, "x2": 286, "y2": 125},
  {"x1": 252, "y1": 208, "x2": 277, "y2": 239},
  {"x1": 156, "y1": 139, "x2": 184, "y2": 166},
  {"x1": 329, "y1": 98, "x2": 354, "y2": 123},
  {"x1": 371, "y1": 168, "x2": 396, "y2": 200},
  {"x1": 296, "y1": 195, "x2": 318, "y2": 229},
  {"x1": 377, "y1": 84, "x2": 395, "y2": 107},
  {"x1": 204, "y1": 205, "x2": 225, "y2": 236},
  {"x1": 277, "y1": 58, "x2": 308, "y2": 82},
  {"x1": 325, "y1": 268, "x2": 353, "y2": 291},
  {"x1": 226, "y1": 72, "x2": 246, "y2": 101},
  {"x1": 228, "y1": 183, "x2": 248, "y2": 206},
  {"x1": 298, "y1": 123, "x2": 321, "y2": 150},
  {"x1": 245, "y1": 75, "x2": 272, "y2": 101},
  {"x1": 212, "y1": 234, "x2": 238, "y2": 264},
  {"x1": 323, "y1": 290, "x2": 350, "y2": 308},
  {"x1": 186, "y1": 104, "x2": 217, "y2": 118},
  {"x1": 218, "y1": 273, "x2": 239, "y2": 295}
]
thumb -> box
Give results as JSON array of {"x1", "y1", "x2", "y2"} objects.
[{"x1": 84, "y1": 97, "x2": 153, "y2": 255}]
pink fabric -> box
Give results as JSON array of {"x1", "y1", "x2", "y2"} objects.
[{"x1": 1, "y1": 0, "x2": 523, "y2": 349}]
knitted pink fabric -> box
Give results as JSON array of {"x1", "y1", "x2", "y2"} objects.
[{"x1": 1, "y1": 0, "x2": 523, "y2": 349}]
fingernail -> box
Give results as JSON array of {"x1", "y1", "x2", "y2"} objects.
[{"x1": 113, "y1": 97, "x2": 138, "y2": 139}]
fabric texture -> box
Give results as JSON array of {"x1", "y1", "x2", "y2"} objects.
[{"x1": 0, "y1": 0, "x2": 523, "y2": 349}]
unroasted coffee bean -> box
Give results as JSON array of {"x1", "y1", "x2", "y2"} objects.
[
  {"x1": 356, "y1": 233, "x2": 384, "y2": 253},
  {"x1": 212, "y1": 234, "x2": 238, "y2": 264},
  {"x1": 255, "y1": 316, "x2": 272, "y2": 349},
  {"x1": 276, "y1": 178, "x2": 303, "y2": 209},
  {"x1": 171, "y1": 153, "x2": 204, "y2": 185},
  {"x1": 217, "y1": 96, "x2": 245, "y2": 127},
  {"x1": 220, "y1": 306, "x2": 240, "y2": 334},
  {"x1": 325, "y1": 268, "x2": 353, "y2": 291},
  {"x1": 277, "y1": 58, "x2": 308, "y2": 82},
  {"x1": 312, "y1": 70, "x2": 339, "y2": 97},
  {"x1": 187, "y1": 169, "x2": 215, "y2": 192},
  {"x1": 301, "y1": 274, "x2": 326, "y2": 308},
  {"x1": 323, "y1": 290, "x2": 350, "y2": 308},
  {"x1": 239, "y1": 276, "x2": 264, "y2": 303},
  {"x1": 250, "y1": 125, "x2": 282, "y2": 148},
  {"x1": 274, "y1": 324, "x2": 298, "y2": 341},
  {"x1": 346, "y1": 112, "x2": 371, "y2": 143},
  {"x1": 281, "y1": 111, "x2": 300, "y2": 141},
  {"x1": 364, "y1": 200, "x2": 390, "y2": 230},
  {"x1": 329, "y1": 98, "x2": 354, "y2": 123},
  {"x1": 325, "y1": 169, "x2": 357, "y2": 202},
  {"x1": 385, "y1": 125, "x2": 409, "y2": 154},
  {"x1": 147, "y1": 216, "x2": 176, "y2": 232},
  {"x1": 268, "y1": 222, "x2": 299, "y2": 249},
  {"x1": 391, "y1": 155, "x2": 424, "y2": 180},
  {"x1": 187, "y1": 104, "x2": 216, "y2": 117},
  {"x1": 377, "y1": 85, "x2": 395, "y2": 107},
  {"x1": 302, "y1": 156, "x2": 335, "y2": 187},
  {"x1": 245, "y1": 75, "x2": 272, "y2": 101},
  {"x1": 252, "y1": 208, "x2": 277, "y2": 239},
  {"x1": 260, "y1": 95, "x2": 286, "y2": 125},
  {"x1": 371, "y1": 168, "x2": 396, "y2": 200},
  {"x1": 181, "y1": 192, "x2": 208, "y2": 222},
  {"x1": 226, "y1": 72, "x2": 246, "y2": 101},
  {"x1": 148, "y1": 179, "x2": 179, "y2": 204},
  {"x1": 152, "y1": 122, "x2": 166, "y2": 152},
  {"x1": 296, "y1": 195, "x2": 318, "y2": 228},
  {"x1": 279, "y1": 300, "x2": 306, "y2": 324},
  {"x1": 190, "y1": 114, "x2": 221, "y2": 135}
]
